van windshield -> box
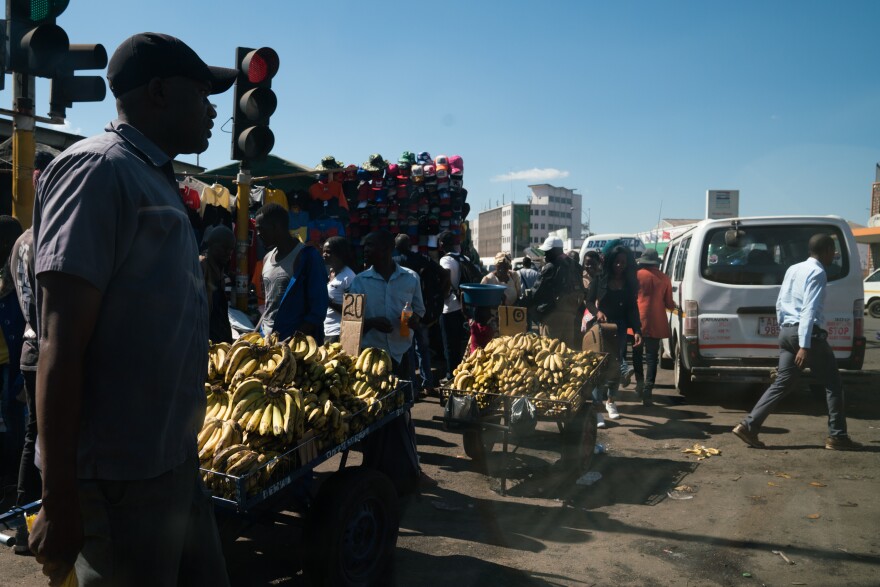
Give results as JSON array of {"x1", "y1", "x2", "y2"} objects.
[{"x1": 700, "y1": 225, "x2": 849, "y2": 285}]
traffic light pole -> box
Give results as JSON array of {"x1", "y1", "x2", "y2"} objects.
[
  {"x1": 12, "y1": 73, "x2": 36, "y2": 230},
  {"x1": 235, "y1": 166, "x2": 251, "y2": 311}
]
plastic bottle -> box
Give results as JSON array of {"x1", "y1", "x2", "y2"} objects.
[{"x1": 400, "y1": 301, "x2": 413, "y2": 337}]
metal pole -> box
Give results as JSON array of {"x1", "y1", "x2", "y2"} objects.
[
  {"x1": 235, "y1": 166, "x2": 252, "y2": 311},
  {"x1": 12, "y1": 73, "x2": 36, "y2": 229}
]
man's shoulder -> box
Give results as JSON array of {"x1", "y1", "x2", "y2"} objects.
[{"x1": 396, "y1": 264, "x2": 420, "y2": 281}]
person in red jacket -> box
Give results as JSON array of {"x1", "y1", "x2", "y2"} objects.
[{"x1": 633, "y1": 249, "x2": 675, "y2": 406}]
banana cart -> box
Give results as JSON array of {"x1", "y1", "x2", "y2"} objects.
[
  {"x1": 2, "y1": 382, "x2": 414, "y2": 587},
  {"x1": 436, "y1": 355, "x2": 608, "y2": 495}
]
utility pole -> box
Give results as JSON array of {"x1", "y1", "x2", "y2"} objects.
[
  {"x1": 12, "y1": 73, "x2": 36, "y2": 229},
  {"x1": 235, "y1": 168, "x2": 251, "y2": 310}
]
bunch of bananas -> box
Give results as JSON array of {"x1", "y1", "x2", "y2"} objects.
[
  {"x1": 351, "y1": 347, "x2": 403, "y2": 413},
  {"x1": 450, "y1": 333, "x2": 605, "y2": 415},
  {"x1": 199, "y1": 334, "x2": 406, "y2": 499},
  {"x1": 204, "y1": 383, "x2": 233, "y2": 420}
]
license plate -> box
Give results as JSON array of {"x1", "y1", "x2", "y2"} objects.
[{"x1": 757, "y1": 317, "x2": 779, "y2": 337}]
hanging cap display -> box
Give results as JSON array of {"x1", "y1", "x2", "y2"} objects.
[
  {"x1": 416, "y1": 151, "x2": 433, "y2": 165},
  {"x1": 398, "y1": 151, "x2": 416, "y2": 165},
  {"x1": 314, "y1": 155, "x2": 344, "y2": 171},
  {"x1": 361, "y1": 153, "x2": 389, "y2": 172}
]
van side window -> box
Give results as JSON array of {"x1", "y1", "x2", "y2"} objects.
[
  {"x1": 674, "y1": 237, "x2": 691, "y2": 282},
  {"x1": 868, "y1": 270, "x2": 880, "y2": 283},
  {"x1": 664, "y1": 245, "x2": 677, "y2": 278}
]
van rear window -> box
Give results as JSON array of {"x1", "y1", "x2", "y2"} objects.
[{"x1": 700, "y1": 225, "x2": 849, "y2": 285}]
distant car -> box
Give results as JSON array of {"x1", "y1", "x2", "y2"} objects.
[
  {"x1": 579, "y1": 233, "x2": 647, "y2": 264},
  {"x1": 866, "y1": 268, "x2": 880, "y2": 319}
]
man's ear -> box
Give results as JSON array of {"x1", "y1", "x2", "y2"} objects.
[{"x1": 144, "y1": 77, "x2": 168, "y2": 108}]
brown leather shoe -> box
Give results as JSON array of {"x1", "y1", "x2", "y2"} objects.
[
  {"x1": 825, "y1": 436, "x2": 863, "y2": 451},
  {"x1": 732, "y1": 423, "x2": 765, "y2": 448}
]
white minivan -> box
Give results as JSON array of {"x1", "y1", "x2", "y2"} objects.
[{"x1": 660, "y1": 216, "x2": 866, "y2": 391}]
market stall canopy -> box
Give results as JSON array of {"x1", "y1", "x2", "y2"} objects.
[{"x1": 199, "y1": 155, "x2": 316, "y2": 194}]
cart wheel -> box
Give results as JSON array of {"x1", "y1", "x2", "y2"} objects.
[
  {"x1": 462, "y1": 428, "x2": 496, "y2": 465},
  {"x1": 560, "y1": 405, "x2": 598, "y2": 473},
  {"x1": 304, "y1": 467, "x2": 399, "y2": 587}
]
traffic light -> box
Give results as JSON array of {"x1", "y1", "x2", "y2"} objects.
[
  {"x1": 48, "y1": 42, "x2": 107, "y2": 119},
  {"x1": 231, "y1": 46, "x2": 279, "y2": 162},
  {"x1": 5, "y1": 0, "x2": 71, "y2": 77}
]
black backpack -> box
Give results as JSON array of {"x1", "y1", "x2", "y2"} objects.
[
  {"x1": 418, "y1": 257, "x2": 446, "y2": 325},
  {"x1": 447, "y1": 252, "x2": 484, "y2": 292}
]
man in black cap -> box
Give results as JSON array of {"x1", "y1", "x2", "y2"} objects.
[
  {"x1": 29, "y1": 33, "x2": 236, "y2": 585},
  {"x1": 531, "y1": 235, "x2": 584, "y2": 348}
]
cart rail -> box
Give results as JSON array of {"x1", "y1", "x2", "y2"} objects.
[
  {"x1": 202, "y1": 381, "x2": 414, "y2": 513},
  {"x1": 439, "y1": 352, "x2": 608, "y2": 421}
]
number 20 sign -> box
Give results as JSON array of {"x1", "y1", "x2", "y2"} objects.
[{"x1": 341, "y1": 293, "x2": 366, "y2": 356}]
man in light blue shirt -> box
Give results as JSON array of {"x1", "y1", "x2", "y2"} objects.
[
  {"x1": 733, "y1": 234, "x2": 862, "y2": 451},
  {"x1": 351, "y1": 232, "x2": 425, "y2": 369},
  {"x1": 353, "y1": 231, "x2": 436, "y2": 493}
]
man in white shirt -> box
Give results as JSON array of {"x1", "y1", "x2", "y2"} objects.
[
  {"x1": 438, "y1": 231, "x2": 465, "y2": 381},
  {"x1": 733, "y1": 234, "x2": 862, "y2": 451}
]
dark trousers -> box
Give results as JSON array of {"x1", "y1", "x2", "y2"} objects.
[
  {"x1": 75, "y1": 457, "x2": 229, "y2": 586},
  {"x1": 440, "y1": 310, "x2": 465, "y2": 379},
  {"x1": 408, "y1": 323, "x2": 434, "y2": 391},
  {"x1": 743, "y1": 325, "x2": 846, "y2": 437},
  {"x1": 16, "y1": 370, "x2": 40, "y2": 506},
  {"x1": 361, "y1": 353, "x2": 420, "y2": 494},
  {"x1": 632, "y1": 337, "x2": 661, "y2": 400}
]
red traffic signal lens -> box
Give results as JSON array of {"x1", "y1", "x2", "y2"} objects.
[{"x1": 241, "y1": 47, "x2": 279, "y2": 84}]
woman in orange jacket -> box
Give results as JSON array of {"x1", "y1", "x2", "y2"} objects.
[{"x1": 632, "y1": 249, "x2": 675, "y2": 406}]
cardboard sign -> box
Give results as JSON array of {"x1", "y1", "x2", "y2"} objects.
[
  {"x1": 497, "y1": 305, "x2": 528, "y2": 336},
  {"x1": 340, "y1": 293, "x2": 365, "y2": 357}
]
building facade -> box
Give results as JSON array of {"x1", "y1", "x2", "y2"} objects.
[
  {"x1": 526, "y1": 184, "x2": 582, "y2": 247},
  {"x1": 475, "y1": 184, "x2": 583, "y2": 259},
  {"x1": 476, "y1": 203, "x2": 531, "y2": 259}
]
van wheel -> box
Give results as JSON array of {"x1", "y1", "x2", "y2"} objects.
[
  {"x1": 674, "y1": 343, "x2": 696, "y2": 394},
  {"x1": 868, "y1": 299, "x2": 880, "y2": 319}
]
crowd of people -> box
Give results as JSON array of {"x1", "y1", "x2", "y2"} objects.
[{"x1": 0, "y1": 30, "x2": 864, "y2": 587}]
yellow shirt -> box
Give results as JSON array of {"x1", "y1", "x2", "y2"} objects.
[
  {"x1": 200, "y1": 183, "x2": 232, "y2": 210},
  {"x1": 264, "y1": 188, "x2": 288, "y2": 210}
]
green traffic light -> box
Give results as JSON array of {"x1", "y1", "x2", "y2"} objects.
[{"x1": 19, "y1": 0, "x2": 69, "y2": 22}]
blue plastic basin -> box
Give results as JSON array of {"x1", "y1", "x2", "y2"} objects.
[{"x1": 459, "y1": 283, "x2": 507, "y2": 307}]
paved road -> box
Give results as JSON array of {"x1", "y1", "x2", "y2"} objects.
[{"x1": 2, "y1": 321, "x2": 878, "y2": 586}]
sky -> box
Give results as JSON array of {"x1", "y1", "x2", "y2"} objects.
[{"x1": 10, "y1": 0, "x2": 880, "y2": 233}]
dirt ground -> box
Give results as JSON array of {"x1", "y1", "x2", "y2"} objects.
[{"x1": 2, "y1": 319, "x2": 879, "y2": 586}]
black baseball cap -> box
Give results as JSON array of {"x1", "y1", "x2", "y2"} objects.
[{"x1": 107, "y1": 32, "x2": 237, "y2": 98}]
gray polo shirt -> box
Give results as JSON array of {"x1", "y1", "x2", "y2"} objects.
[{"x1": 33, "y1": 120, "x2": 209, "y2": 481}]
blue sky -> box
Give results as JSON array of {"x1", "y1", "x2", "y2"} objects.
[{"x1": 11, "y1": 0, "x2": 879, "y2": 233}]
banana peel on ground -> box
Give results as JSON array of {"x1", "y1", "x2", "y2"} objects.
[{"x1": 682, "y1": 443, "x2": 721, "y2": 460}]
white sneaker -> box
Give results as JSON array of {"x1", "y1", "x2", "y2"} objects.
[
  {"x1": 606, "y1": 402, "x2": 620, "y2": 420},
  {"x1": 596, "y1": 413, "x2": 606, "y2": 428}
]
